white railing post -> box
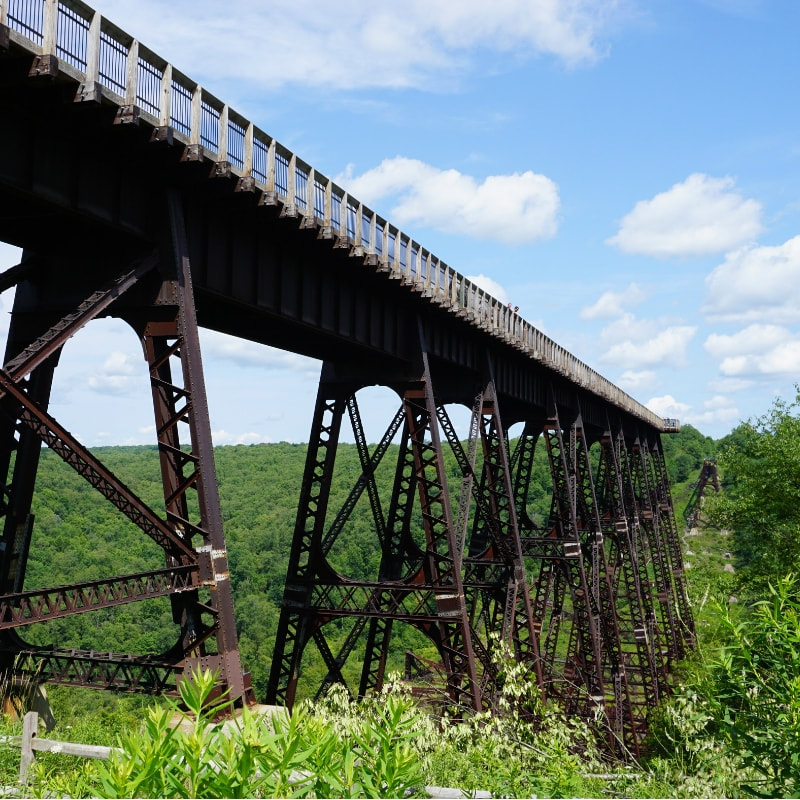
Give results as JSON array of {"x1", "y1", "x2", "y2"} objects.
[
  {"x1": 266, "y1": 139, "x2": 276, "y2": 192},
  {"x1": 0, "y1": 0, "x2": 8, "y2": 27},
  {"x1": 42, "y1": 0, "x2": 57, "y2": 54},
  {"x1": 339, "y1": 193, "x2": 349, "y2": 238},
  {"x1": 368, "y1": 210, "x2": 376, "y2": 253},
  {"x1": 218, "y1": 104, "x2": 229, "y2": 162},
  {"x1": 323, "y1": 180, "x2": 332, "y2": 226},
  {"x1": 305, "y1": 168, "x2": 315, "y2": 217},
  {"x1": 125, "y1": 39, "x2": 139, "y2": 106},
  {"x1": 389, "y1": 230, "x2": 399, "y2": 274},
  {"x1": 85, "y1": 10, "x2": 101, "y2": 83},
  {"x1": 159, "y1": 62, "x2": 172, "y2": 126},
  {"x1": 243, "y1": 122, "x2": 254, "y2": 174},
  {"x1": 354, "y1": 202, "x2": 362, "y2": 246},
  {"x1": 429, "y1": 257, "x2": 438, "y2": 297},
  {"x1": 379, "y1": 219, "x2": 388, "y2": 264},
  {"x1": 287, "y1": 154, "x2": 296, "y2": 206},
  {"x1": 189, "y1": 84, "x2": 202, "y2": 146}
]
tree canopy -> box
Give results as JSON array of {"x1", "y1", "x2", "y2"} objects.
[{"x1": 705, "y1": 392, "x2": 800, "y2": 585}]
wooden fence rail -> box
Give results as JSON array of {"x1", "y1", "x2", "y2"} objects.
[{"x1": 16, "y1": 710, "x2": 120, "y2": 784}]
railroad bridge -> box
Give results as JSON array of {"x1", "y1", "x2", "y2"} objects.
[{"x1": 0, "y1": 0, "x2": 692, "y2": 753}]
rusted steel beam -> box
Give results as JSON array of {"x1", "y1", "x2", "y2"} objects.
[
  {"x1": 1, "y1": 257, "x2": 155, "y2": 388},
  {"x1": 595, "y1": 425, "x2": 660, "y2": 751},
  {"x1": 0, "y1": 260, "x2": 32, "y2": 294},
  {"x1": 268, "y1": 351, "x2": 486, "y2": 712},
  {"x1": 0, "y1": 372, "x2": 196, "y2": 562},
  {"x1": 10, "y1": 649, "x2": 181, "y2": 695},
  {"x1": 0, "y1": 199, "x2": 247, "y2": 704},
  {"x1": 0, "y1": 566, "x2": 197, "y2": 629}
]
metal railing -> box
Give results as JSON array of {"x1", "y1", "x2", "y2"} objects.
[{"x1": 0, "y1": 0, "x2": 668, "y2": 431}]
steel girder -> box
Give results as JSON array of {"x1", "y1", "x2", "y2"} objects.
[
  {"x1": 0, "y1": 195, "x2": 248, "y2": 702},
  {"x1": 594, "y1": 425, "x2": 661, "y2": 746},
  {"x1": 267, "y1": 354, "x2": 482, "y2": 712},
  {"x1": 269, "y1": 360, "x2": 690, "y2": 749},
  {"x1": 267, "y1": 347, "x2": 545, "y2": 714},
  {"x1": 508, "y1": 401, "x2": 692, "y2": 755}
]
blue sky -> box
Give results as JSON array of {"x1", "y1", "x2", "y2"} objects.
[{"x1": 1, "y1": 0, "x2": 798, "y2": 446}]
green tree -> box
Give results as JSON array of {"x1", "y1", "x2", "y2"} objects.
[
  {"x1": 705, "y1": 392, "x2": 800, "y2": 584},
  {"x1": 693, "y1": 575, "x2": 800, "y2": 796}
]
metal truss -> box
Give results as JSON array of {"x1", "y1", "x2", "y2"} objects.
[
  {"x1": 0, "y1": 567, "x2": 197, "y2": 628},
  {"x1": 683, "y1": 459, "x2": 720, "y2": 530},
  {"x1": 267, "y1": 352, "x2": 483, "y2": 712},
  {"x1": 508, "y1": 403, "x2": 691, "y2": 755},
  {"x1": 269, "y1": 357, "x2": 691, "y2": 750},
  {"x1": 0, "y1": 194, "x2": 247, "y2": 702}
]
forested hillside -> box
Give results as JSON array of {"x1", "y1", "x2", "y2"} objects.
[
  {"x1": 22, "y1": 426, "x2": 712, "y2": 703},
  {"x1": 9, "y1": 412, "x2": 800, "y2": 797}
]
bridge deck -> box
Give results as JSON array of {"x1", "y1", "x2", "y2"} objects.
[{"x1": 0, "y1": 0, "x2": 665, "y2": 431}]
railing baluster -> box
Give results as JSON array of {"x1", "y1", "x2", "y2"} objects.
[
  {"x1": 354, "y1": 202, "x2": 362, "y2": 247},
  {"x1": 305, "y1": 168, "x2": 315, "y2": 217},
  {"x1": 287, "y1": 153, "x2": 296, "y2": 206},
  {"x1": 341, "y1": 194, "x2": 348, "y2": 237},
  {"x1": 243, "y1": 122, "x2": 254, "y2": 175},
  {"x1": 189, "y1": 83, "x2": 202, "y2": 147},
  {"x1": 322, "y1": 179, "x2": 331, "y2": 225}
]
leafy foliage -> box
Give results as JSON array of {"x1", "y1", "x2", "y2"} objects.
[
  {"x1": 694, "y1": 575, "x2": 800, "y2": 796},
  {"x1": 95, "y1": 667, "x2": 423, "y2": 799},
  {"x1": 706, "y1": 392, "x2": 800, "y2": 585}
]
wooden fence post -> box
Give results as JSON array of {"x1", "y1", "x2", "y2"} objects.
[{"x1": 19, "y1": 710, "x2": 38, "y2": 783}]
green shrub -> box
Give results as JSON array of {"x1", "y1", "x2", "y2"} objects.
[
  {"x1": 696, "y1": 574, "x2": 800, "y2": 796},
  {"x1": 96, "y1": 667, "x2": 423, "y2": 798}
]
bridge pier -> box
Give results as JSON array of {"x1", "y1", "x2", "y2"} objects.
[
  {"x1": 0, "y1": 196, "x2": 249, "y2": 703},
  {"x1": 267, "y1": 342, "x2": 693, "y2": 753},
  {"x1": 267, "y1": 346, "x2": 486, "y2": 713}
]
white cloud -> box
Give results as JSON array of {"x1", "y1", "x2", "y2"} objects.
[
  {"x1": 465, "y1": 274, "x2": 509, "y2": 305},
  {"x1": 601, "y1": 323, "x2": 697, "y2": 368},
  {"x1": 616, "y1": 369, "x2": 657, "y2": 392},
  {"x1": 200, "y1": 330, "x2": 319, "y2": 373},
  {"x1": 704, "y1": 323, "x2": 800, "y2": 379},
  {"x1": 646, "y1": 394, "x2": 690, "y2": 418},
  {"x1": 599, "y1": 312, "x2": 656, "y2": 342},
  {"x1": 87, "y1": 351, "x2": 139, "y2": 397},
  {"x1": 704, "y1": 324, "x2": 790, "y2": 358},
  {"x1": 93, "y1": 0, "x2": 616, "y2": 92},
  {"x1": 580, "y1": 283, "x2": 647, "y2": 320},
  {"x1": 212, "y1": 429, "x2": 266, "y2": 445},
  {"x1": 722, "y1": 341, "x2": 800, "y2": 378},
  {"x1": 336, "y1": 158, "x2": 559, "y2": 245},
  {"x1": 707, "y1": 377, "x2": 755, "y2": 393},
  {"x1": 684, "y1": 395, "x2": 741, "y2": 428},
  {"x1": 606, "y1": 173, "x2": 764, "y2": 258},
  {"x1": 703, "y1": 236, "x2": 800, "y2": 323}
]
